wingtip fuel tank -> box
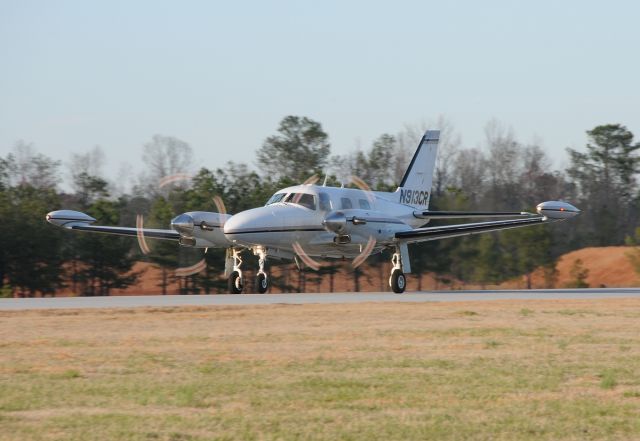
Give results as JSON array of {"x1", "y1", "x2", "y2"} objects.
[
  {"x1": 536, "y1": 201, "x2": 581, "y2": 219},
  {"x1": 46, "y1": 210, "x2": 96, "y2": 228}
]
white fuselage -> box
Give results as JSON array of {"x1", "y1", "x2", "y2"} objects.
[{"x1": 220, "y1": 184, "x2": 425, "y2": 259}]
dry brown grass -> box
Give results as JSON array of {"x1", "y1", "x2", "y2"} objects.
[{"x1": 2, "y1": 299, "x2": 640, "y2": 440}]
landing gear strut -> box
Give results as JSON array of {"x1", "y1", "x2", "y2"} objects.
[
  {"x1": 254, "y1": 246, "x2": 269, "y2": 294},
  {"x1": 389, "y1": 248, "x2": 406, "y2": 294},
  {"x1": 228, "y1": 249, "x2": 244, "y2": 294}
]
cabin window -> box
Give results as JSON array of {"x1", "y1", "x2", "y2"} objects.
[
  {"x1": 285, "y1": 193, "x2": 316, "y2": 210},
  {"x1": 340, "y1": 197, "x2": 353, "y2": 209},
  {"x1": 318, "y1": 192, "x2": 332, "y2": 211},
  {"x1": 358, "y1": 199, "x2": 371, "y2": 210},
  {"x1": 266, "y1": 193, "x2": 286, "y2": 205}
]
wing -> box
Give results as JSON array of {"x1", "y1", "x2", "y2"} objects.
[
  {"x1": 413, "y1": 210, "x2": 534, "y2": 220},
  {"x1": 396, "y1": 201, "x2": 581, "y2": 245},
  {"x1": 46, "y1": 210, "x2": 179, "y2": 241},
  {"x1": 396, "y1": 216, "x2": 547, "y2": 244}
]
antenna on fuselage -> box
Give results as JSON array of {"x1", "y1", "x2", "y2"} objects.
[{"x1": 322, "y1": 174, "x2": 328, "y2": 187}]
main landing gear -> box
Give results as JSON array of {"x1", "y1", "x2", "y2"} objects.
[
  {"x1": 389, "y1": 248, "x2": 407, "y2": 294},
  {"x1": 226, "y1": 247, "x2": 270, "y2": 294},
  {"x1": 255, "y1": 246, "x2": 269, "y2": 294},
  {"x1": 228, "y1": 248, "x2": 244, "y2": 294}
]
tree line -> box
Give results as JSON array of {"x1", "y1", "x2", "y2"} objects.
[{"x1": 1, "y1": 117, "x2": 638, "y2": 296}]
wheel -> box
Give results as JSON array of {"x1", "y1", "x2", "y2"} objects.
[
  {"x1": 256, "y1": 273, "x2": 269, "y2": 294},
  {"x1": 389, "y1": 269, "x2": 406, "y2": 294},
  {"x1": 229, "y1": 271, "x2": 243, "y2": 294}
]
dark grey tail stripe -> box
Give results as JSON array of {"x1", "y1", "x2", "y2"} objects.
[
  {"x1": 48, "y1": 217, "x2": 94, "y2": 222},
  {"x1": 225, "y1": 227, "x2": 326, "y2": 234},
  {"x1": 417, "y1": 211, "x2": 527, "y2": 217},
  {"x1": 71, "y1": 226, "x2": 180, "y2": 240},
  {"x1": 351, "y1": 218, "x2": 405, "y2": 224}
]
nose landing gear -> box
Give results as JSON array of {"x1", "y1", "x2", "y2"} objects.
[
  {"x1": 227, "y1": 248, "x2": 244, "y2": 294},
  {"x1": 225, "y1": 247, "x2": 270, "y2": 294}
]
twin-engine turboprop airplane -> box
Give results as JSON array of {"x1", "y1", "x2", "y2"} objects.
[{"x1": 46, "y1": 131, "x2": 580, "y2": 293}]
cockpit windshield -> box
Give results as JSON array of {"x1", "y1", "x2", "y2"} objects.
[
  {"x1": 284, "y1": 193, "x2": 316, "y2": 210},
  {"x1": 266, "y1": 193, "x2": 286, "y2": 205}
]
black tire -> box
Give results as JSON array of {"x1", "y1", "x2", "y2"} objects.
[
  {"x1": 390, "y1": 269, "x2": 406, "y2": 294},
  {"x1": 256, "y1": 273, "x2": 269, "y2": 294},
  {"x1": 229, "y1": 271, "x2": 243, "y2": 294}
]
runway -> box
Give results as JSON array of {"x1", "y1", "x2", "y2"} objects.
[{"x1": 2, "y1": 288, "x2": 640, "y2": 310}]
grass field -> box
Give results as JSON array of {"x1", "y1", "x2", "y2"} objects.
[{"x1": 2, "y1": 299, "x2": 640, "y2": 440}]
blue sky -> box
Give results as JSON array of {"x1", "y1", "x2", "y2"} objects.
[{"x1": 1, "y1": 0, "x2": 638, "y2": 181}]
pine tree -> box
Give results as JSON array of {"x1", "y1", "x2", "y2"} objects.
[
  {"x1": 146, "y1": 197, "x2": 180, "y2": 294},
  {"x1": 567, "y1": 124, "x2": 640, "y2": 245},
  {"x1": 473, "y1": 234, "x2": 504, "y2": 287},
  {"x1": 2, "y1": 185, "x2": 66, "y2": 296},
  {"x1": 256, "y1": 116, "x2": 331, "y2": 183},
  {"x1": 503, "y1": 225, "x2": 556, "y2": 289},
  {"x1": 566, "y1": 259, "x2": 589, "y2": 288},
  {"x1": 73, "y1": 199, "x2": 141, "y2": 296}
]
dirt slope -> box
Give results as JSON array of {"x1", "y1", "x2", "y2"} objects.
[{"x1": 551, "y1": 246, "x2": 637, "y2": 288}]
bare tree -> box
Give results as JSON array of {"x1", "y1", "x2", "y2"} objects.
[
  {"x1": 330, "y1": 116, "x2": 462, "y2": 192},
  {"x1": 330, "y1": 134, "x2": 397, "y2": 190},
  {"x1": 484, "y1": 119, "x2": 520, "y2": 189},
  {"x1": 5, "y1": 141, "x2": 61, "y2": 189},
  {"x1": 395, "y1": 116, "x2": 461, "y2": 193},
  {"x1": 68, "y1": 146, "x2": 106, "y2": 192},
  {"x1": 69, "y1": 146, "x2": 105, "y2": 180},
  {"x1": 112, "y1": 162, "x2": 135, "y2": 197},
  {"x1": 138, "y1": 135, "x2": 193, "y2": 196},
  {"x1": 395, "y1": 123, "x2": 424, "y2": 184},
  {"x1": 518, "y1": 144, "x2": 556, "y2": 205},
  {"x1": 432, "y1": 116, "x2": 461, "y2": 196},
  {"x1": 451, "y1": 148, "x2": 487, "y2": 206}
]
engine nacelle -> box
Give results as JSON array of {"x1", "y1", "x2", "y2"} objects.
[
  {"x1": 171, "y1": 211, "x2": 233, "y2": 248},
  {"x1": 536, "y1": 201, "x2": 580, "y2": 219},
  {"x1": 322, "y1": 211, "x2": 347, "y2": 234}
]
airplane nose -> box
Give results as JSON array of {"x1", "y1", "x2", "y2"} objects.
[
  {"x1": 223, "y1": 210, "x2": 252, "y2": 235},
  {"x1": 171, "y1": 213, "x2": 194, "y2": 235},
  {"x1": 223, "y1": 207, "x2": 281, "y2": 236}
]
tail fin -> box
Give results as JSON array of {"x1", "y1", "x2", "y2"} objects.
[{"x1": 397, "y1": 130, "x2": 439, "y2": 209}]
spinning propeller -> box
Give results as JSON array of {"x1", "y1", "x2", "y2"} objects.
[
  {"x1": 292, "y1": 174, "x2": 377, "y2": 271},
  {"x1": 135, "y1": 173, "x2": 229, "y2": 278}
]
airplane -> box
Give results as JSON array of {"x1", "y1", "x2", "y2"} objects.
[{"x1": 46, "y1": 130, "x2": 580, "y2": 294}]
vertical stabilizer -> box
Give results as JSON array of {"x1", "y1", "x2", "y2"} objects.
[{"x1": 397, "y1": 130, "x2": 439, "y2": 209}]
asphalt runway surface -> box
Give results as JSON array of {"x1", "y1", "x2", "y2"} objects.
[{"x1": 2, "y1": 288, "x2": 640, "y2": 310}]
